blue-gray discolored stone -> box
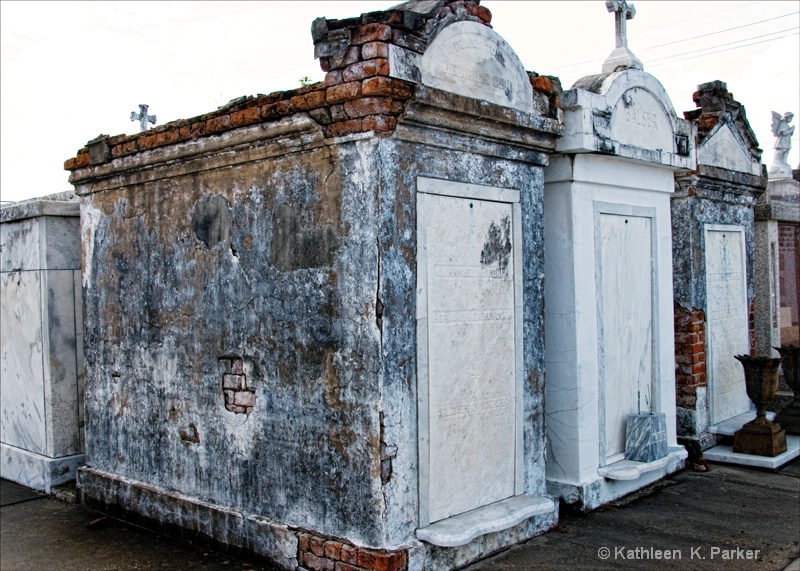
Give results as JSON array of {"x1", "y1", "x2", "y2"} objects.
[{"x1": 625, "y1": 413, "x2": 668, "y2": 463}]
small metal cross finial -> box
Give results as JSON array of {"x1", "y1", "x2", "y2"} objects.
[
  {"x1": 130, "y1": 104, "x2": 157, "y2": 132},
  {"x1": 606, "y1": 0, "x2": 636, "y2": 49},
  {"x1": 602, "y1": 0, "x2": 643, "y2": 73}
]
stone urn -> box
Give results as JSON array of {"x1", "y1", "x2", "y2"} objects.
[
  {"x1": 775, "y1": 346, "x2": 800, "y2": 435},
  {"x1": 625, "y1": 412, "x2": 668, "y2": 463},
  {"x1": 733, "y1": 355, "x2": 787, "y2": 456}
]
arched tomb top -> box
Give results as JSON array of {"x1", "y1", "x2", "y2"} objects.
[
  {"x1": 418, "y1": 21, "x2": 533, "y2": 113},
  {"x1": 558, "y1": 69, "x2": 696, "y2": 170}
]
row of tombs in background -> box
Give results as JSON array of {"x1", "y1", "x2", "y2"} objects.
[{"x1": 1, "y1": 1, "x2": 799, "y2": 570}]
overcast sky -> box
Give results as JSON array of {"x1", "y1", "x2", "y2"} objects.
[{"x1": 1, "y1": 1, "x2": 798, "y2": 203}]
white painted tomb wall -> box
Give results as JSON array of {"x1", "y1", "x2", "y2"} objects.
[
  {"x1": 0, "y1": 193, "x2": 85, "y2": 492},
  {"x1": 544, "y1": 155, "x2": 684, "y2": 507},
  {"x1": 543, "y1": 68, "x2": 692, "y2": 510}
]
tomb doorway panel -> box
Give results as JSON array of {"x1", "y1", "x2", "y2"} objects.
[
  {"x1": 704, "y1": 225, "x2": 750, "y2": 425},
  {"x1": 416, "y1": 178, "x2": 523, "y2": 526}
]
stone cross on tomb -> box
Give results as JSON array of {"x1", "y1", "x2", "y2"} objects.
[
  {"x1": 602, "y1": 0, "x2": 643, "y2": 73},
  {"x1": 130, "y1": 104, "x2": 157, "y2": 132}
]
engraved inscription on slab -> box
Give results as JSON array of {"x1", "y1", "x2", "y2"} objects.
[
  {"x1": 419, "y1": 21, "x2": 533, "y2": 113},
  {"x1": 417, "y1": 180, "x2": 520, "y2": 524},
  {"x1": 705, "y1": 228, "x2": 750, "y2": 424},
  {"x1": 609, "y1": 88, "x2": 673, "y2": 152}
]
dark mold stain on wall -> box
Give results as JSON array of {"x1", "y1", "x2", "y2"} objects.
[
  {"x1": 270, "y1": 204, "x2": 339, "y2": 271},
  {"x1": 191, "y1": 194, "x2": 231, "y2": 248},
  {"x1": 480, "y1": 215, "x2": 512, "y2": 272}
]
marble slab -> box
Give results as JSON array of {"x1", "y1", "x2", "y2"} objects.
[
  {"x1": 416, "y1": 177, "x2": 524, "y2": 526},
  {"x1": 1, "y1": 443, "x2": 85, "y2": 492},
  {"x1": 418, "y1": 21, "x2": 533, "y2": 113},
  {"x1": 624, "y1": 413, "x2": 667, "y2": 463},
  {"x1": 599, "y1": 446, "x2": 688, "y2": 481},
  {"x1": 705, "y1": 226, "x2": 751, "y2": 424},
  {"x1": 704, "y1": 435, "x2": 800, "y2": 469},
  {"x1": 598, "y1": 212, "x2": 653, "y2": 461},
  {"x1": 420, "y1": 190, "x2": 517, "y2": 522},
  {"x1": 416, "y1": 495, "x2": 555, "y2": 547},
  {"x1": 709, "y1": 410, "x2": 775, "y2": 436},
  {"x1": 0, "y1": 270, "x2": 47, "y2": 454}
]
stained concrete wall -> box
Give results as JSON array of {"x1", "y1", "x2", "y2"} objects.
[
  {"x1": 672, "y1": 81, "x2": 767, "y2": 448},
  {"x1": 71, "y1": 82, "x2": 561, "y2": 568}
]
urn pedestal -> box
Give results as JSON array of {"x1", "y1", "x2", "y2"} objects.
[
  {"x1": 775, "y1": 346, "x2": 800, "y2": 435},
  {"x1": 732, "y1": 355, "x2": 787, "y2": 456}
]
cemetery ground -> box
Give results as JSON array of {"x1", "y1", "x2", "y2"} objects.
[{"x1": 0, "y1": 460, "x2": 797, "y2": 571}]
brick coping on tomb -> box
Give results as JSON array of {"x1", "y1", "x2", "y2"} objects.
[{"x1": 64, "y1": 0, "x2": 560, "y2": 173}]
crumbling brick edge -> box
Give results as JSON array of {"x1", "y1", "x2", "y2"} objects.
[
  {"x1": 77, "y1": 466, "x2": 409, "y2": 571},
  {"x1": 64, "y1": 0, "x2": 558, "y2": 174}
]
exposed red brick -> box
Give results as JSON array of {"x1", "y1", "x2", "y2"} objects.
[
  {"x1": 357, "y1": 549, "x2": 406, "y2": 571},
  {"x1": 334, "y1": 563, "x2": 362, "y2": 571},
  {"x1": 63, "y1": 157, "x2": 77, "y2": 170},
  {"x1": 325, "y1": 70, "x2": 345, "y2": 87},
  {"x1": 309, "y1": 535, "x2": 326, "y2": 557},
  {"x1": 114, "y1": 140, "x2": 139, "y2": 157},
  {"x1": 530, "y1": 75, "x2": 552, "y2": 94},
  {"x1": 137, "y1": 134, "x2": 159, "y2": 151},
  {"x1": 476, "y1": 5, "x2": 492, "y2": 23},
  {"x1": 389, "y1": 100, "x2": 405, "y2": 115},
  {"x1": 361, "y1": 41, "x2": 389, "y2": 60},
  {"x1": 344, "y1": 97, "x2": 392, "y2": 119},
  {"x1": 362, "y1": 115, "x2": 397, "y2": 132},
  {"x1": 205, "y1": 115, "x2": 231, "y2": 134},
  {"x1": 342, "y1": 59, "x2": 389, "y2": 82},
  {"x1": 325, "y1": 119, "x2": 363, "y2": 138},
  {"x1": 340, "y1": 544, "x2": 358, "y2": 565},
  {"x1": 351, "y1": 23, "x2": 392, "y2": 44},
  {"x1": 304, "y1": 552, "x2": 335, "y2": 571},
  {"x1": 324, "y1": 541, "x2": 342, "y2": 560},
  {"x1": 230, "y1": 106, "x2": 261, "y2": 127},
  {"x1": 261, "y1": 100, "x2": 291, "y2": 119},
  {"x1": 184, "y1": 123, "x2": 204, "y2": 140},
  {"x1": 155, "y1": 130, "x2": 181, "y2": 146},
  {"x1": 297, "y1": 532, "x2": 311, "y2": 553},
  {"x1": 327, "y1": 82, "x2": 362, "y2": 104},
  {"x1": 290, "y1": 90, "x2": 327, "y2": 111},
  {"x1": 361, "y1": 77, "x2": 413, "y2": 99}
]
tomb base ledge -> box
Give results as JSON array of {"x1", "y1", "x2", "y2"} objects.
[
  {"x1": 0, "y1": 444, "x2": 84, "y2": 493},
  {"x1": 415, "y1": 495, "x2": 555, "y2": 547},
  {"x1": 704, "y1": 435, "x2": 800, "y2": 469},
  {"x1": 546, "y1": 447, "x2": 687, "y2": 512}
]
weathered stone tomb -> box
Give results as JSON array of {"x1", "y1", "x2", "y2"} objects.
[
  {"x1": 1, "y1": 192, "x2": 85, "y2": 492},
  {"x1": 543, "y1": 49, "x2": 693, "y2": 508},
  {"x1": 64, "y1": 2, "x2": 563, "y2": 568},
  {"x1": 671, "y1": 81, "x2": 767, "y2": 450}
]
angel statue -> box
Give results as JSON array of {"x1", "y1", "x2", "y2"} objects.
[{"x1": 769, "y1": 111, "x2": 795, "y2": 178}]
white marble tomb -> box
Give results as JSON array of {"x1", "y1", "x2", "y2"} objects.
[
  {"x1": 0, "y1": 192, "x2": 85, "y2": 492},
  {"x1": 543, "y1": 68, "x2": 693, "y2": 510}
]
